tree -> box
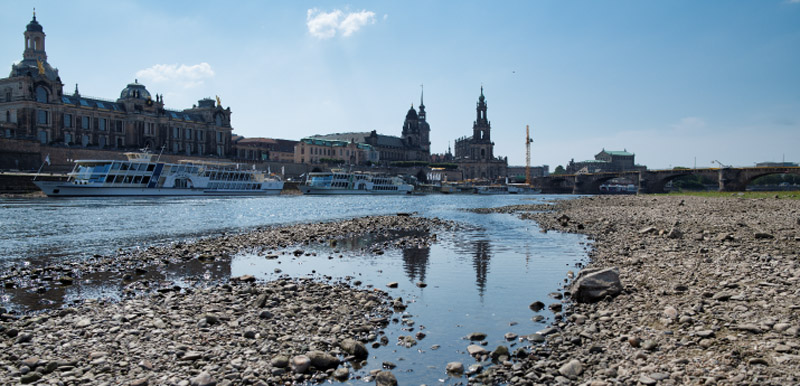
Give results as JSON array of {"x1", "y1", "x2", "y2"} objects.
[{"x1": 553, "y1": 165, "x2": 566, "y2": 175}]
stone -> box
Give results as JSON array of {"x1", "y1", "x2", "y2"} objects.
[
  {"x1": 570, "y1": 267, "x2": 622, "y2": 303},
  {"x1": 306, "y1": 350, "x2": 339, "y2": 369},
  {"x1": 271, "y1": 355, "x2": 289, "y2": 368},
  {"x1": 291, "y1": 355, "x2": 311, "y2": 373},
  {"x1": 340, "y1": 338, "x2": 368, "y2": 359},
  {"x1": 375, "y1": 370, "x2": 398, "y2": 386},
  {"x1": 558, "y1": 359, "x2": 583, "y2": 378},
  {"x1": 332, "y1": 367, "x2": 349, "y2": 381},
  {"x1": 754, "y1": 232, "x2": 774, "y2": 239},
  {"x1": 663, "y1": 306, "x2": 678, "y2": 319},
  {"x1": 467, "y1": 332, "x2": 487, "y2": 341},
  {"x1": 446, "y1": 361, "x2": 464, "y2": 374},
  {"x1": 529, "y1": 301, "x2": 545, "y2": 312},
  {"x1": 504, "y1": 332, "x2": 518, "y2": 340},
  {"x1": 76, "y1": 318, "x2": 91, "y2": 328},
  {"x1": 735, "y1": 324, "x2": 763, "y2": 334},
  {"x1": 639, "y1": 375, "x2": 657, "y2": 385},
  {"x1": 386, "y1": 282, "x2": 398, "y2": 288},
  {"x1": 467, "y1": 345, "x2": 488, "y2": 357},
  {"x1": 190, "y1": 372, "x2": 215, "y2": 386},
  {"x1": 491, "y1": 345, "x2": 509, "y2": 360},
  {"x1": 527, "y1": 333, "x2": 545, "y2": 343}
]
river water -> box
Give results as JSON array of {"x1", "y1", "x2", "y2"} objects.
[{"x1": 0, "y1": 194, "x2": 589, "y2": 384}]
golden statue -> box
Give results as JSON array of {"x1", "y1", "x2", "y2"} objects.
[
  {"x1": 215, "y1": 95, "x2": 222, "y2": 107},
  {"x1": 36, "y1": 59, "x2": 45, "y2": 75}
]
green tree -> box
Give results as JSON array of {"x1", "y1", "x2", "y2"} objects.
[{"x1": 552, "y1": 165, "x2": 566, "y2": 175}]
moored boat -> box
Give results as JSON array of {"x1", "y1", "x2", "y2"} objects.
[
  {"x1": 299, "y1": 170, "x2": 413, "y2": 195},
  {"x1": 33, "y1": 152, "x2": 283, "y2": 197}
]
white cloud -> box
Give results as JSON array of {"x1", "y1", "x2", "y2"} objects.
[
  {"x1": 136, "y1": 63, "x2": 215, "y2": 88},
  {"x1": 306, "y1": 8, "x2": 376, "y2": 39}
]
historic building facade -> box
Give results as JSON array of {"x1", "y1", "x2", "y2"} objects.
[
  {"x1": 310, "y1": 91, "x2": 431, "y2": 165},
  {"x1": 294, "y1": 137, "x2": 378, "y2": 165},
  {"x1": 0, "y1": 14, "x2": 234, "y2": 158},
  {"x1": 566, "y1": 149, "x2": 646, "y2": 174},
  {"x1": 453, "y1": 87, "x2": 507, "y2": 180}
]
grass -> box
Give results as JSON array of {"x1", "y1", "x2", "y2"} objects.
[{"x1": 660, "y1": 190, "x2": 800, "y2": 200}]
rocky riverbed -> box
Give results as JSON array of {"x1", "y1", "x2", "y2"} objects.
[
  {"x1": 467, "y1": 195, "x2": 800, "y2": 385},
  {"x1": 0, "y1": 214, "x2": 460, "y2": 385}
]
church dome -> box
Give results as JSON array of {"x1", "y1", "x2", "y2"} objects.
[
  {"x1": 119, "y1": 81, "x2": 151, "y2": 100},
  {"x1": 26, "y1": 16, "x2": 43, "y2": 33},
  {"x1": 405, "y1": 106, "x2": 418, "y2": 120}
]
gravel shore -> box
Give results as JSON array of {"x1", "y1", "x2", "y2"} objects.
[
  {"x1": 470, "y1": 195, "x2": 800, "y2": 385},
  {"x1": 0, "y1": 214, "x2": 458, "y2": 385}
]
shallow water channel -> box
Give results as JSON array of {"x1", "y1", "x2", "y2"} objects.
[{"x1": 1, "y1": 194, "x2": 590, "y2": 384}]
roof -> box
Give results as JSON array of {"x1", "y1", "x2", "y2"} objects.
[
  {"x1": 311, "y1": 132, "x2": 407, "y2": 148},
  {"x1": 61, "y1": 95, "x2": 125, "y2": 112},
  {"x1": 600, "y1": 150, "x2": 634, "y2": 156}
]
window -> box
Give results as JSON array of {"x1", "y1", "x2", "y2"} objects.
[
  {"x1": 98, "y1": 118, "x2": 106, "y2": 131},
  {"x1": 116, "y1": 121, "x2": 124, "y2": 133},
  {"x1": 185, "y1": 128, "x2": 192, "y2": 140},
  {"x1": 173, "y1": 142, "x2": 179, "y2": 153},
  {"x1": 82, "y1": 116, "x2": 90, "y2": 129},
  {"x1": 64, "y1": 132, "x2": 72, "y2": 144},
  {"x1": 173, "y1": 127, "x2": 180, "y2": 139},
  {"x1": 216, "y1": 131, "x2": 222, "y2": 142},
  {"x1": 215, "y1": 114, "x2": 222, "y2": 126},
  {"x1": 63, "y1": 113, "x2": 72, "y2": 128},
  {"x1": 186, "y1": 143, "x2": 192, "y2": 155},
  {"x1": 81, "y1": 134, "x2": 90, "y2": 147},
  {"x1": 197, "y1": 130, "x2": 204, "y2": 141},
  {"x1": 37, "y1": 110, "x2": 48, "y2": 124},
  {"x1": 98, "y1": 136, "x2": 106, "y2": 148},
  {"x1": 145, "y1": 122, "x2": 155, "y2": 136},
  {"x1": 38, "y1": 130, "x2": 47, "y2": 144},
  {"x1": 35, "y1": 86, "x2": 48, "y2": 103}
]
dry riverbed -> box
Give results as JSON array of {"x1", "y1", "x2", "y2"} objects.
[
  {"x1": 469, "y1": 195, "x2": 800, "y2": 385},
  {"x1": 0, "y1": 215, "x2": 459, "y2": 385}
]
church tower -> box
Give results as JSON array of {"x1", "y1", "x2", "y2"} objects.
[
  {"x1": 24, "y1": 11, "x2": 47, "y2": 63},
  {"x1": 473, "y1": 86, "x2": 490, "y2": 142},
  {"x1": 417, "y1": 86, "x2": 430, "y2": 154}
]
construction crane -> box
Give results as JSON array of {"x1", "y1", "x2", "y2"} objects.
[{"x1": 525, "y1": 125, "x2": 533, "y2": 185}]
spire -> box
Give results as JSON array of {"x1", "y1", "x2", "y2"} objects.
[
  {"x1": 33, "y1": 7, "x2": 36, "y2": 21},
  {"x1": 420, "y1": 84, "x2": 424, "y2": 108}
]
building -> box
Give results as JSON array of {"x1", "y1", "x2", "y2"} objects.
[
  {"x1": 231, "y1": 136, "x2": 298, "y2": 162},
  {"x1": 311, "y1": 91, "x2": 431, "y2": 165},
  {"x1": 453, "y1": 87, "x2": 507, "y2": 180},
  {"x1": 566, "y1": 149, "x2": 646, "y2": 174},
  {"x1": 294, "y1": 137, "x2": 378, "y2": 165},
  {"x1": 0, "y1": 14, "x2": 234, "y2": 158},
  {"x1": 506, "y1": 165, "x2": 549, "y2": 182}
]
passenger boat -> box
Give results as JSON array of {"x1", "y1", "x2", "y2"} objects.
[
  {"x1": 507, "y1": 183, "x2": 542, "y2": 194},
  {"x1": 33, "y1": 152, "x2": 284, "y2": 197},
  {"x1": 475, "y1": 185, "x2": 509, "y2": 195},
  {"x1": 299, "y1": 170, "x2": 413, "y2": 195}
]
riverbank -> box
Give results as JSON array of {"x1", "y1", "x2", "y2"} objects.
[
  {"x1": 0, "y1": 214, "x2": 460, "y2": 385},
  {"x1": 470, "y1": 195, "x2": 800, "y2": 385}
]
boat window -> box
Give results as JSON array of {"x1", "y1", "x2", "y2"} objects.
[
  {"x1": 113, "y1": 175, "x2": 124, "y2": 183},
  {"x1": 142, "y1": 176, "x2": 150, "y2": 185},
  {"x1": 124, "y1": 176, "x2": 133, "y2": 183},
  {"x1": 146, "y1": 164, "x2": 155, "y2": 172},
  {"x1": 120, "y1": 163, "x2": 129, "y2": 171},
  {"x1": 133, "y1": 176, "x2": 143, "y2": 184}
]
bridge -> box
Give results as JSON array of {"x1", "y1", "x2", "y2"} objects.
[{"x1": 532, "y1": 167, "x2": 800, "y2": 194}]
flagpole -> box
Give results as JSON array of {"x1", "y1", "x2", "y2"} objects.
[{"x1": 33, "y1": 154, "x2": 50, "y2": 181}]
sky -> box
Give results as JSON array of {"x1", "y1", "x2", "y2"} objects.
[{"x1": 2, "y1": 1, "x2": 798, "y2": 169}]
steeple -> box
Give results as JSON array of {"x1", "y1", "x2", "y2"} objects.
[
  {"x1": 473, "y1": 86, "x2": 490, "y2": 142},
  {"x1": 24, "y1": 9, "x2": 47, "y2": 62},
  {"x1": 418, "y1": 84, "x2": 426, "y2": 121}
]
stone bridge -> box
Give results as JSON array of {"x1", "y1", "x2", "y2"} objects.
[{"x1": 532, "y1": 167, "x2": 800, "y2": 194}]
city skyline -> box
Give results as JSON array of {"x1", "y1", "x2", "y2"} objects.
[{"x1": 1, "y1": 1, "x2": 798, "y2": 169}]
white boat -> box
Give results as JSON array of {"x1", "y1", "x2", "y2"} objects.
[
  {"x1": 475, "y1": 185, "x2": 509, "y2": 195},
  {"x1": 507, "y1": 183, "x2": 542, "y2": 194},
  {"x1": 33, "y1": 152, "x2": 284, "y2": 197},
  {"x1": 299, "y1": 170, "x2": 413, "y2": 195}
]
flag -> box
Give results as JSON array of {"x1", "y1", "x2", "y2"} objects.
[{"x1": 44, "y1": 154, "x2": 51, "y2": 165}]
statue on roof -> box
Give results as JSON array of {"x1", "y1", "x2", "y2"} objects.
[{"x1": 36, "y1": 59, "x2": 45, "y2": 75}]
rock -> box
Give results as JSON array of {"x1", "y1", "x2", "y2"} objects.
[
  {"x1": 190, "y1": 372, "x2": 216, "y2": 386},
  {"x1": 529, "y1": 301, "x2": 545, "y2": 312},
  {"x1": 20, "y1": 372, "x2": 42, "y2": 384},
  {"x1": 416, "y1": 282, "x2": 427, "y2": 288},
  {"x1": 748, "y1": 358, "x2": 769, "y2": 366},
  {"x1": 76, "y1": 318, "x2": 91, "y2": 328},
  {"x1": 467, "y1": 345, "x2": 488, "y2": 357},
  {"x1": 375, "y1": 370, "x2": 398, "y2": 386},
  {"x1": 735, "y1": 324, "x2": 763, "y2": 334},
  {"x1": 570, "y1": 267, "x2": 622, "y2": 303},
  {"x1": 386, "y1": 282, "x2": 398, "y2": 288},
  {"x1": 332, "y1": 367, "x2": 349, "y2": 380},
  {"x1": 504, "y1": 332, "x2": 518, "y2": 340},
  {"x1": 549, "y1": 303, "x2": 563, "y2": 312},
  {"x1": 446, "y1": 361, "x2": 464, "y2": 374},
  {"x1": 527, "y1": 333, "x2": 545, "y2": 343},
  {"x1": 290, "y1": 355, "x2": 311, "y2": 373},
  {"x1": 340, "y1": 338, "x2": 368, "y2": 358},
  {"x1": 639, "y1": 226, "x2": 657, "y2": 234},
  {"x1": 182, "y1": 351, "x2": 202, "y2": 361},
  {"x1": 270, "y1": 355, "x2": 289, "y2": 368},
  {"x1": 131, "y1": 378, "x2": 149, "y2": 386},
  {"x1": 258, "y1": 310, "x2": 274, "y2": 320},
  {"x1": 642, "y1": 340, "x2": 658, "y2": 351},
  {"x1": 663, "y1": 306, "x2": 678, "y2": 319},
  {"x1": 754, "y1": 232, "x2": 774, "y2": 239},
  {"x1": 667, "y1": 227, "x2": 682, "y2": 239},
  {"x1": 639, "y1": 375, "x2": 657, "y2": 385},
  {"x1": 491, "y1": 345, "x2": 509, "y2": 359},
  {"x1": 467, "y1": 332, "x2": 487, "y2": 341},
  {"x1": 58, "y1": 276, "x2": 74, "y2": 285},
  {"x1": 236, "y1": 275, "x2": 256, "y2": 282},
  {"x1": 306, "y1": 350, "x2": 339, "y2": 369},
  {"x1": 558, "y1": 359, "x2": 583, "y2": 378}
]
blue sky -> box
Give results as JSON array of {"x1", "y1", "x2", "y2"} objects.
[{"x1": 2, "y1": 1, "x2": 798, "y2": 169}]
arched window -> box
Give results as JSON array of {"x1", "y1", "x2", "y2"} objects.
[{"x1": 35, "y1": 86, "x2": 48, "y2": 103}]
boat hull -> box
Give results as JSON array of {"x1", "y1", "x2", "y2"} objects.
[
  {"x1": 34, "y1": 181, "x2": 283, "y2": 197},
  {"x1": 298, "y1": 185, "x2": 411, "y2": 195}
]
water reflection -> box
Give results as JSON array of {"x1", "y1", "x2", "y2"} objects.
[
  {"x1": 402, "y1": 247, "x2": 430, "y2": 283},
  {"x1": 471, "y1": 240, "x2": 492, "y2": 296}
]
